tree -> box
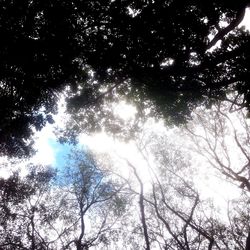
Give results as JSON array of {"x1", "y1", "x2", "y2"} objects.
[
  {"x1": 112, "y1": 130, "x2": 250, "y2": 249},
  {"x1": 64, "y1": 1, "x2": 250, "y2": 141},
  {"x1": 0, "y1": 171, "x2": 35, "y2": 249},
  {"x1": 125, "y1": 160, "x2": 151, "y2": 250},
  {"x1": 183, "y1": 101, "x2": 250, "y2": 249},
  {"x1": 184, "y1": 101, "x2": 250, "y2": 192},
  {"x1": 135, "y1": 135, "x2": 218, "y2": 249},
  {"x1": 0, "y1": 150, "x2": 130, "y2": 249},
  {"x1": 59, "y1": 149, "x2": 128, "y2": 250},
  {"x1": 1, "y1": 1, "x2": 250, "y2": 157},
  {"x1": 0, "y1": 0, "x2": 87, "y2": 157},
  {"x1": 2, "y1": 129, "x2": 250, "y2": 249},
  {"x1": 0, "y1": 165, "x2": 63, "y2": 249}
]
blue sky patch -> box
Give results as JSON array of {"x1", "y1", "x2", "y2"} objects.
[{"x1": 48, "y1": 138, "x2": 74, "y2": 170}]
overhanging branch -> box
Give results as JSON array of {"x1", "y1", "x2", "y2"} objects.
[{"x1": 206, "y1": 6, "x2": 247, "y2": 50}]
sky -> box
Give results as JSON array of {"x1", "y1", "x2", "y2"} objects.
[
  {"x1": 241, "y1": 7, "x2": 250, "y2": 29},
  {"x1": 30, "y1": 97, "x2": 74, "y2": 169}
]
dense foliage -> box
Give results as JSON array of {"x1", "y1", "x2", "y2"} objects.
[{"x1": 1, "y1": 1, "x2": 250, "y2": 157}]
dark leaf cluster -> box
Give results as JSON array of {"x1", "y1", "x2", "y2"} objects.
[{"x1": 1, "y1": 1, "x2": 250, "y2": 157}]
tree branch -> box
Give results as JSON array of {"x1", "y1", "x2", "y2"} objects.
[{"x1": 207, "y1": 6, "x2": 247, "y2": 50}]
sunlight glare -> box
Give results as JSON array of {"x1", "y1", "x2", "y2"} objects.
[{"x1": 113, "y1": 101, "x2": 137, "y2": 120}]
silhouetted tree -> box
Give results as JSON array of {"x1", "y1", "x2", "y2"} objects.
[
  {"x1": 116, "y1": 131, "x2": 250, "y2": 249},
  {"x1": 64, "y1": 0, "x2": 250, "y2": 143},
  {"x1": 0, "y1": 171, "x2": 35, "y2": 249},
  {"x1": 1, "y1": 1, "x2": 250, "y2": 157},
  {"x1": 61, "y1": 149, "x2": 127, "y2": 250},
  {"x1": 0, "y1": 0, "x2": 87, "y2": 157},
  {"x1": 0, "y1": 165, "x2": 60, "y2": 249}
]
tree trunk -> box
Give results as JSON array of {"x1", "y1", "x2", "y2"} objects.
[
  {"x1": 246, "y1": 231, "x2": 250, "y2": 250},
  {"x1": 127, "y1": 160, "x2": 151, "y2": 250}
]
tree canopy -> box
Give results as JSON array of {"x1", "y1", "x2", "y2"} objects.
[
  {"x1": 1, "y1": 130, "x2": 250, "y2": 249},
  {"x1": 1, "y1": 0, "x2": 250, "y2": 157}
]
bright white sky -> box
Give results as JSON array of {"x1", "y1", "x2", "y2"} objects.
[{"x1": 240, "y1": 8, "x2": 250, "y2": 29}]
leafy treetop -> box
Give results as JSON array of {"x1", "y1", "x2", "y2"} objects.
[{"x1": 1, "y1": 0, "x2": 250, "y2": 157}]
